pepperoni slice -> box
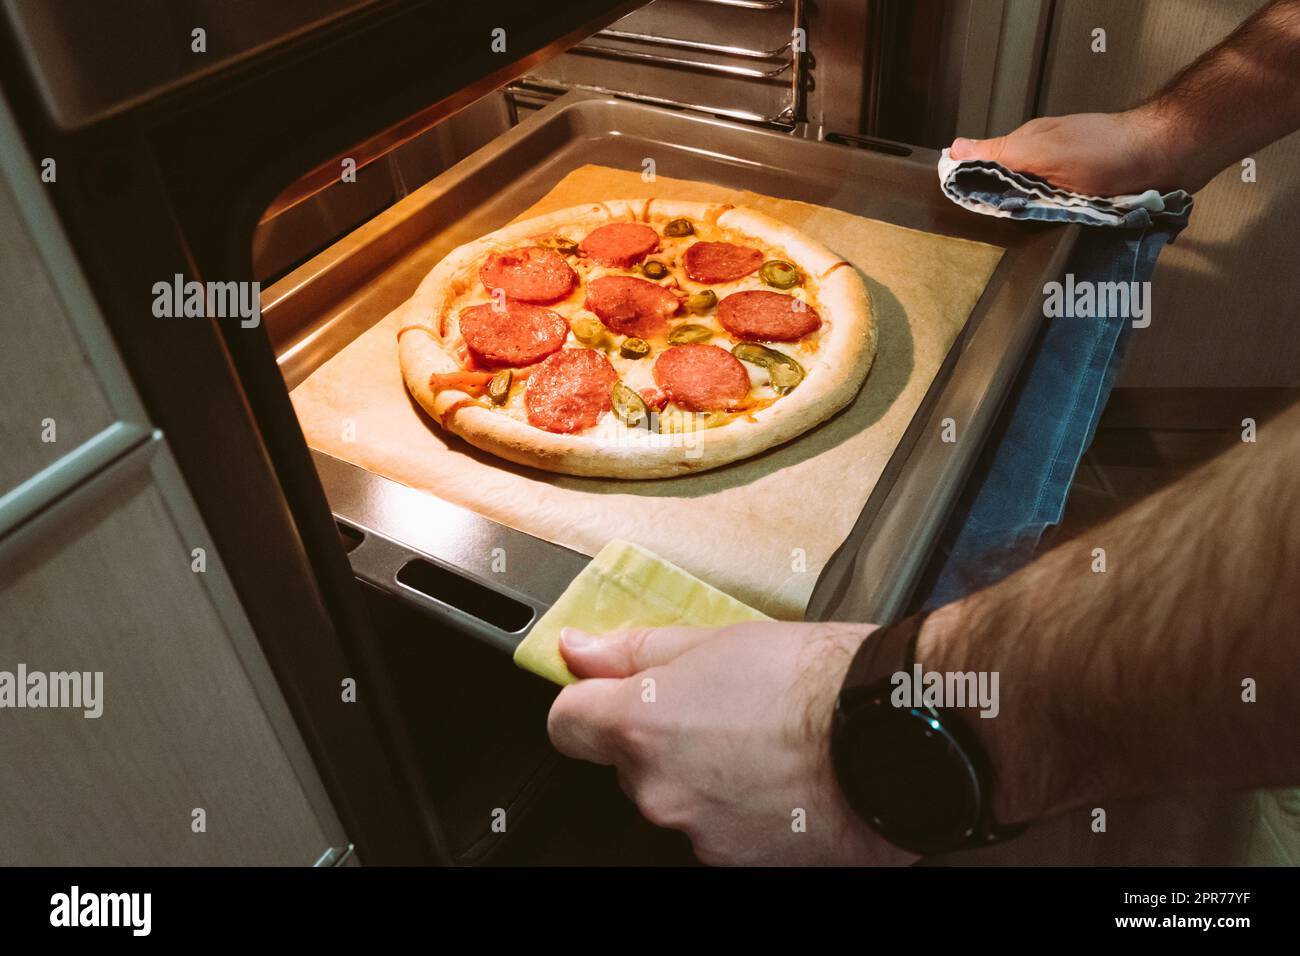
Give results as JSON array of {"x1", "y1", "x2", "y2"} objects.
[
  {"x1": 578, "y1": 223, "x2": 660, "y2": 268},
  {"x1": 479, "y1": 247, "x2": 576, "y2": 304},
  {"x1": 718, "y1": 290, "x2": 821, "y2": 342},
  {"x1": 585, "y1": 275, "x2": 681, "y2": 337},
  {"x1": 458, "y1": 302, "x2": 569, "y2": 368},
  {"x1": 653, "y1": 344, "x2": 751, "y2": 412},
  {"x1": 683, "y1": 242, "x2": 764, "y2": 284},
  {"x1": 525, "y1": 348, "x2": 620, "y2": 433}
]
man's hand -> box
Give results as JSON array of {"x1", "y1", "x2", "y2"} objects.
[
  {"x1": 949, "y1": 108, "x2": 1182, "y2": 195},
  {"x1": 547, "y1": 621, "x2": 918, "y2": 866}
]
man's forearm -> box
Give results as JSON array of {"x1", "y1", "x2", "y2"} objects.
[
  {"x1": 1137, "y1": 0, "x2": 1300, "y2": 190},
  {"x1": 918, "y1": 401, "x2": 1300, "y2": 825}
]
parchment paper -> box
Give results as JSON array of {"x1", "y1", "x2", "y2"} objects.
[{"x1": 290, "y1": 164, "x2": 1003, "y2": 618}]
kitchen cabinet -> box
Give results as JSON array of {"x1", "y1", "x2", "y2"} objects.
[{"x1": 0, "y1": 111, "x2": 347, "y2": 865}]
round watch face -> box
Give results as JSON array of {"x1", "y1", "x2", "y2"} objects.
[{"x1": 838, "y1": 699, "x2": 982, "y2": 854}]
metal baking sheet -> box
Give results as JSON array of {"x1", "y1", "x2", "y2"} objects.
[{"x1": 266, "y1": 90, "x2": 1076, "y2": 646}]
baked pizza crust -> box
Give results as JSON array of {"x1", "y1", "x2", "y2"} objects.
[{"x1": 398, "y1": 199, "x2": 876, "y2": 478}]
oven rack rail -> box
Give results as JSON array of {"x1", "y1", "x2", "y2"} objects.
[{"x1": 518, "y1": 0, "x2": 807, "y2": 128}]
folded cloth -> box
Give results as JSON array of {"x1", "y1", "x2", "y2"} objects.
[
  {"x1": 937, "y1": 149, "x2": 1193, "y2": 227},
  {"x1": 919, "y1": 152, "x2": 1193, "y2": 608},
  {"x1": 513, "y1": 539, "x2": 769, "y2": 685}
]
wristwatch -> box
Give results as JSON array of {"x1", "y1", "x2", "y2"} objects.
[{"x1": 830, "y1": 611, "x2": 1025, "y2": 855}]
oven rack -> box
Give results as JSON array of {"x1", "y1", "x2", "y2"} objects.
[
  {"x1": 572, "y1": 42, "x2": 793, "y2": 80},
  {"x1": 506, "y1": 78, "x2": 789, "y2": 128},
  {"x1": 592, "y1": 28, "x2": 794, "y2": 61},
  {"x1": 693, "y1": 0, "x2": 786, "y2": 9},
  {"x1": 515, "y1": 0, "x2": 807, "y2": 128}
]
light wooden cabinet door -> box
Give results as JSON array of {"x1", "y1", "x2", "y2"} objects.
[
  {"x1": 0, "y1": 93, "x2": 348, "y2": 865},
  {"x1": 0, "y1": 184, "x2": 117, "y2": 496},
  {"x1": 0, "y1": 440, "x2": 346, "y2": 865}
]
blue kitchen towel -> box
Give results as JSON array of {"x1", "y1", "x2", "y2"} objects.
[
  {"x1": 937, "y1": 149, "x2": 1194, "y2": 227},
  {"x1": 919, "y1": 153, "x2": 1193, "y2": 608}
]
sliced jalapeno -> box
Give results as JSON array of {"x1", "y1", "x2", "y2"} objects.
[
  {"x1": 539, "y1": 236, "x2": 579, "y2": 256},
  {"x1": 611, "y1": 382, "x2": 650, "y2": 429},
  {"x1": 641, "y1": 259, "x2": 669, "y2": 280},
  {"x1": 656, "y1": 407, "x2": 727, "y2": 434},
  {"x1": 571, "y1": 317, "x2": 606, "y2": 347},
  {"x1": 732, "y1": 342, "x2": 805, "y2": 394},
  {"x1": 655, "y1": 407, "x2": 690, "y2": 435},
  {"x1": 487, "y1": 369, "x2": 512, "y2": 405},
  {"x1": 663, "y1": 218, "x2": 694, "y2": 237},
  {"x1": 668, "y1": 324, "x2": 713, "y2": 345},
  {"x1": 759, "y1": 259, "x2": 801, "y2": 289},
  {"x1": 620, "y1": 337, "x2": 650, "y2": 359},
  {"x1": 695, "y1": 410, "x2": 729, "y2": 429},
  {"x1": 686, "y1": 290, "x2": 717, "y2": 314}
]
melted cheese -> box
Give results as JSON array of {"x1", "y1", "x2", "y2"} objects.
[{"x1": 444, "y1": 215, "x2": 824, "y2": 429}]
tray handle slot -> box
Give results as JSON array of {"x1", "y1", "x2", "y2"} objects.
[
  {"x1": 396, "y1": 558, "x2": 535, "y2": 634},
  {"x1": 337, "y1": 521, "x2": 364, "y2": 555}
]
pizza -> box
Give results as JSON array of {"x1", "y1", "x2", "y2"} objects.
[{"x1": 397, "y1": 199, "x2": 875, "y2": 478}]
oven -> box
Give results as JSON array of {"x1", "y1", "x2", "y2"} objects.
[{"x1": 0, "y1": 0, "x2": 1073, "y2": 865}]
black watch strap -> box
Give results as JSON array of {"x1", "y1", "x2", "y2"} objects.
[{"x1": 842, "y1": 610, "x2": 931, "y2": 692}]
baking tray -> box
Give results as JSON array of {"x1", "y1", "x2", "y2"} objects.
[{"x1": 265, "y1": 90, "x2": 1077, "y2": 649}]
